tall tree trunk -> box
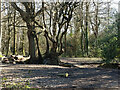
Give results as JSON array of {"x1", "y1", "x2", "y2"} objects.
[
  {"x1": 64, "y1": 25, "x2": 67, "y2": 55},
  {"x1": 35, "y1": 33, "x2": 43, "y2": 63},
  {"x1": 22, "y1": 30, "x2": 25, "y2": 56},
  {"x1": 13, "y1": 10, "x2": 16, "y2": 55},
  {"x1": 94, "y1": 2, "x2": 99, "y2": 57},
  {"x1": 81, "y1": 29, "x2": 84, "y2": 56},
  {"x1": 80, "y1": 2, "x2": 84, "y2": 56},
  {"x1": 85, "y1": 2, "x2": 89, "y2": 56},
  {"x1": 6, "y1": 27, "x2": 10, "y2": 56},
  {"x1": 27, "y1": 25, "x2": 36, "y2": 63},
  {"x1": 6, "y1": 6, "x2": 11, "y2": 56}
]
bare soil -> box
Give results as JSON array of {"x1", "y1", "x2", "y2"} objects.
[{"x1": 0, "y1": 58, "x2": 120, "y2": 88}]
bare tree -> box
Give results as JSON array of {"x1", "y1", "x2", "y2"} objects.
[
  {"x1": 42, "y1": 2, "x2": 78, "y2": 64},
  {"x1": 11, "y1": 2, "x2": 43, "y2": 63}
]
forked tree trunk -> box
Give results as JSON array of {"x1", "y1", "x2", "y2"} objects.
[{"x1": 44, "y1": 41, "x2": 60, "y2": 65}]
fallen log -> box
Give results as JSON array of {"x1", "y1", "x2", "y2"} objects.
[{"x1": 1, "y1": 55, "x2": 30, "y2": 64}]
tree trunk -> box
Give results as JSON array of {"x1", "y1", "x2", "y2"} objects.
[
  {"x1": 94, "y1": 2, "x2": 99, "y2": 57},
  {"x1": 64, "y1": 23, "x2": 67, "y2": 56},
  {"x1": 27, "y1": 26, "x2": 36, "y2": 63},
  {"x1": 13, "y1": 10, "x2": 16, "y2": 55},
  {"x1": 6, "y1": 31, "x2": 10, "y2": 56},
  {"x1": 85, "y1": 2, "x2": 89, "y2": 56},
  {"x1": 44, "y1": 41, "x2": 60, "y2": 65},
  {"x1": 22, "y1": 30, "x2": 25, "y2": 56},
  {"x1": 64, "y1": 32, "x2": 67, "y2": 55},
  {"x1": 81, "y1": 29, "x2": 84, "y2": 56},
  {"x1": 35, "y1": 33, "x2": 43, "y2": 63},
  {"x1": 80, "y1": 2, "x2": 84, "y2": 56},
  {"x1": 6, "y1": 9, "x2": 11, "y2": 56}
]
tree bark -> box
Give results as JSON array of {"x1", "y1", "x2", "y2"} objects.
[
  {"x1": 6, "y1": 6, "x2": 11, "y2": 56},
  {"x1": 80, "y1": 2, "x2": 84, "y2": 56},
  {"x1": 64, "y1": 31, "x2": 67, "y2": 55},
  {"x1": 34, "y1": 32, "x2": 43, "y2": 63},
  {"x1": 13, "y1": 10, "x2": 16, "y2": 55},
  {"x1": 22, "y1": 30, "x2": 25, "y2": 56},
  {"x1": 27, "y1": 25, "x2": 36, "y2": 63},
  {"x1": 85, "y1": 2, "x2": 89, "y2": 56}
]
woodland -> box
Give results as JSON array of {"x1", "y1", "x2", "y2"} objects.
[
  {"x1": 0, "y1": 1, "x2": 120, "y2": 88},
  {"x1": 0, "y1": 1, "x2": 120, "y2": 64}
]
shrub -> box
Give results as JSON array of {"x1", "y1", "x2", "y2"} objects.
[{"x1": 101, "y1": 36, "x2": 118, "y2": 63}]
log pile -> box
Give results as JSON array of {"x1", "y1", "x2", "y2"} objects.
[{"x1": 1, "y1": 55, "x2": 30, "y2": 64}]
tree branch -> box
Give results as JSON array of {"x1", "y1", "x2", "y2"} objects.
[{"x1": 10, "y1": 2, "x2": 28, "y2": 23}]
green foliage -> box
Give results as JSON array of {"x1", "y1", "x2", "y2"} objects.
[
  {"x1": 2, "y1": 76, "x2": 31, "y2": 89},
  {"x1": 88, "y1": 47, "x2": 102, "y2": 57},
  {"x1": 101, "y1": 36, "x2": 117, "y2": 61},
  {"x1": 97, "y1": 19, "x2": 120, "y2": 63},
  {"x1": 2, "y1": 77, "x2": 7, "y2": 81},
  {"x1": 69, "y1": 33, "x2": 73, "y2": 37}
]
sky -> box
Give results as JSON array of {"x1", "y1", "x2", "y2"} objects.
[
  {"x1": 1, "y1": 0, "x2": 120, "y2": 12},
  {"x1": 111, "y1": 0, "x2": 120, "y2": 12}
]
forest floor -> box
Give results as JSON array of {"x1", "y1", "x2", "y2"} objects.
[{"x1": 0, "y1": 58, "x2": 120, "y2": 89}]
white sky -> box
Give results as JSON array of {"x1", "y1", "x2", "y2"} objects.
[
  {"x1": 111, "y1": 0, "x2": 120, "y2": 12},
  {"x1": 1, "y1": 0, "x2": 120, "y2": 12}
]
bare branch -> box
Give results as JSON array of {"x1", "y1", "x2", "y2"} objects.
[
  {"x1": 10, "y1": 2, "x2": 28, "y2": 22},
  {"x1": 10, "y1": 2, "x2": 26, "y2": 16},
  {"x1": 34, "y1": 20, "x2": 43, "y2": 29}
]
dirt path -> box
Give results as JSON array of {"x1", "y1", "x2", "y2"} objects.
[{"x1": 0, "y1": 58, "x2": 120, "y2": 88}]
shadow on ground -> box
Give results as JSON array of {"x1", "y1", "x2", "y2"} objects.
[{"x1": 1, "y1": 64, "x2": 120, "y2": 88}]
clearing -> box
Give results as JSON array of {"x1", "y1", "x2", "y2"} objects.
[{"x1": 0, "y1": 58, "x2": 120, "y2": 88}]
